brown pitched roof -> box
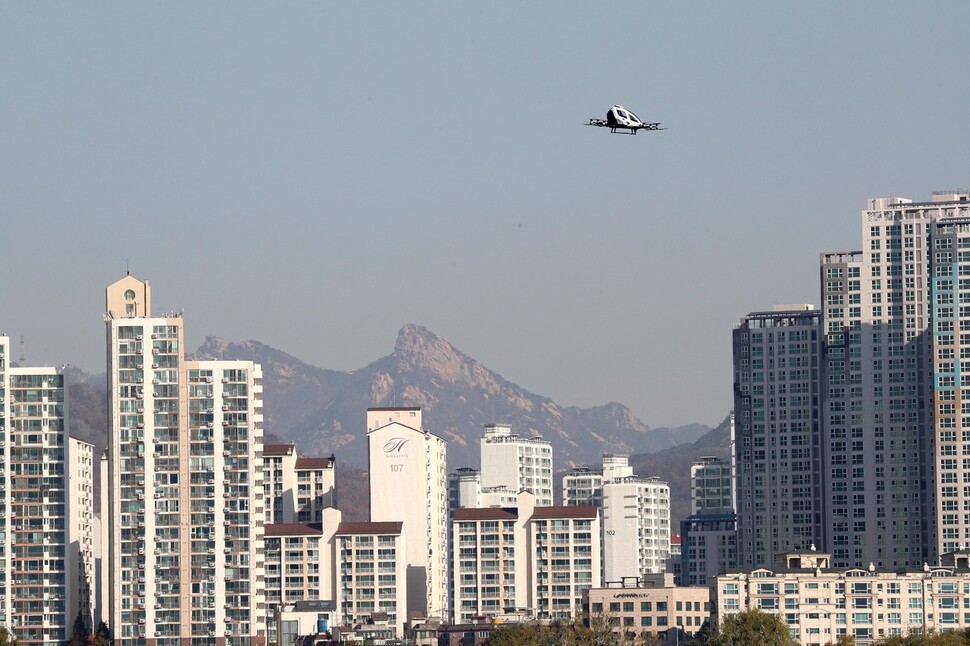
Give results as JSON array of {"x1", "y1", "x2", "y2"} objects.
[
  {"x1": 296, "y1": 457, "x2": 335, "y2": 470},
  {"x1": 265, "y1": 523, "x2": 323, "y2": 537},
  {"x1": 453, "y1": 507, "x2": 518, "y2": 521},
  {"x1": 335, "y1": 521, "x2": 403, "y2": 536},
  {"x1": 264, "y1": 444, "x2": 296, "y2": 457},
  {"x1": 531, "y1": 506, "x2": 599, "y2": 519}
]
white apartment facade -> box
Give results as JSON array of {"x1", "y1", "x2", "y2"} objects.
[
  {"x1": 450, "y1": 493, "x2": 600, "y2": 623},
  {"x1": 561, "y1": 455, "x2": 669, "y2": 582},
  {"x1": 480, "y1": 424, "x2": 552, "y2": 507},
  {"x1": 334, "y1": 521, "x2": 407, "y2": 637},
  {"x1": 818, "y1": 192, "x2": 970, "y2": 568},
  {"x1": 104, "y1": 275, "x2": 266, "y2": 644},
  {"x1": 562, "y1": 467, "x2": 603, "y2": 507},
  {"x1": 531, "y1": 506, "x2": 601, "y2": 619},
  {"x1": 366, "y1": 408, "x2": 447, "y2": 620},
  {"x1": 0, "y1": 345, "x2": 93, "y2": 646},
  {"x1": 562, "y1": 454, "x2": 633, "y2": 507},
  {"x1": 926, "y1": 201, "x2": 970, "y2": 557},
  {"x1": 451, "y1": 492, "x2": 535, "y2": 623},
  {"x1": 68, "y1": 437, "x2": 96, "y2": 636},
  {"x1": 602, "y1": 476, "x2": 671, "y2": 581},
  {"x1": 262, "y1": 444, "x2": 336, "y2": 525},
  {"x1": 690, "y1": 456, "x2": 734, "y2": 515}
]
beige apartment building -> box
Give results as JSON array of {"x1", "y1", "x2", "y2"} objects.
[
  {"x1": 715, "y1": 548, "x2": 970, "y2": 646},
  {"x1": 583, "y1": 575, "x2": 711, "y2": 640}
]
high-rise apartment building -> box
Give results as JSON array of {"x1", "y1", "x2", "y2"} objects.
[
  {"x1": 480, "y1": 424, "x2": 553, "y2": 507},
  {"x1": 68, "y1": 437, "x2": 96, "y2": 635},
  {"x1": 680, "y1": 457, "x2": 737, "y2": 585},
  {"x1": 0, "y1": 342, "x2": 93, "y2": 646},
  {"x1": 366, "y1": 408, "x2": 447, "y2": 619},
  {"x1": 601, "y1": 476, "x2": 671, "y2": 581},
  {"x1": 819, "y1": 192, "x2": 970, "y2": 568},
  {"x1": 561, "y1": 455, "x2": 669, "y2": 581},
  {"x1": 562, "y1": 467, "x2": 603, "y2": 507},
  {"x1": 562, "y1": 454, "x2": 635, "y2": 507},
  {"x1": 925, "y1": 197, "x2": 970, "y2": 556},
  {"x1": 104, "y1": 275, "x2": 266, "y2": 644},
  {"x1": 732, "y1": 305, "x2": 822, "y2": 569},
  {"x1": 690, "y1": 457, "x2": 734, "y2": 515}
]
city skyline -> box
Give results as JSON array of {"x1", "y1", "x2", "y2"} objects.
[{"x1": 3, "y1": 4, "x2": 970, "y2": 429}]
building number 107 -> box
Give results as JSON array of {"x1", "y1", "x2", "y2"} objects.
[{"x1": 389, "y1": 464, "x2": 405, "y2": 472}]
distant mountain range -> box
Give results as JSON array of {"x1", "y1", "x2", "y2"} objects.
[
  {"x1": 191, "y1": 324, "x2": 714, "y2": 469},
  {"x1": 65, "y1": 323, "x2": 731, "y2": 525}
]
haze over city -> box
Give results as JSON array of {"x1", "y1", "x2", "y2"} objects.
[{"x1": 3, "y1": 3, "x2": 969, "y2": 428}]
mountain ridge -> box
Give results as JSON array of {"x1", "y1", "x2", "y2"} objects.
[
  {"x1": 66, "y1": 324, "x2": 727, "y2": 524},
  {"x1": 192, "y1": 324, "x2": 710, "y2": 470}
]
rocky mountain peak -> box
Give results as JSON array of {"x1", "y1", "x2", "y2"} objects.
[
  {"x1": 196, "y1": 335, "x2": 231, "y2": 358},
  {"x1": 393, "y1": 324, "x2": 467, "y2": 383}
]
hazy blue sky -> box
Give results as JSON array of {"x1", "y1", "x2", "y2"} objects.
[{"x1": 2, "y1": 3, "x2": 969, "y2": 429}]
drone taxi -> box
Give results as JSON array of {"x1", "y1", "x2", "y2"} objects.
[{"x1": 587, "y1": 105, "x2": 665, "y2": 135}]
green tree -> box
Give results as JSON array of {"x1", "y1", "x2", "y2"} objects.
[
  {"x1": 0, "y1": 627, "x2": 18, "y2": 646},
  {"x1": 90, "y1": 622, "x2": 111, "y2": 646},
  {"x1": 65, "y1": 611, "x2": 90, "y2": 646},
  {"x1": 707, "y1": 610, "x2": 797, "y2": 646},
  {"x1": 483, "y1": 623, "x2": 544, "y2": 646}
]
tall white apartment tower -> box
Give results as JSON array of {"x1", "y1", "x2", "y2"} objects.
[
  {"x1": 924, "y1": 193, "x2": 970, "y2": 557},
  {"x1": 818, "y1": 194, "x2": 970, "y2": 568},
  {"x1": 480, "y1": 424, "x2": 553, "y2": 506},
  {"x1": 366, "y1": 408, "x2": 447, "y2": 619},
  {"x1": 0, "y1": 339, "x2": 93, "y2": 646},
  {"x1": 105, "y1": 275, "x2": 266, "y2": 645},
  {"x1": 732, "y1": 305, "x2": 823, "y2": 569},
  {"x1": 601, "y1": 476, "x2": 671, "y2": 580}
]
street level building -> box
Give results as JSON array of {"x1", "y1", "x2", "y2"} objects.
[{"x1": 583, "y1": 575, "x2": 710, "y2": 641}]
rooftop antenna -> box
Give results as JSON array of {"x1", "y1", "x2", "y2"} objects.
[{"x1": 18, "y1": 335, "x2": 25, "y2": 366}]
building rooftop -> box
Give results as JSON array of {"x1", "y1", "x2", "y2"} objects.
[
  {"x1": 296, "y1": 456, "x2": 335, "y2": 469},
  {"x1": 335, "y1": 521, "x2": 403, "y2": 536},
  {"x1": 532, "y1": 505, "x2": 598, "y2": 519},
  {"x1": 264, "y1": 443, "x2": 296, "y2": 457},
  {"x1": 453, "y1": 507, "x2": 518, "y2": 521},
  {"x1": 265, "y1": 523, "x2": 323, "y2": 537}
]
